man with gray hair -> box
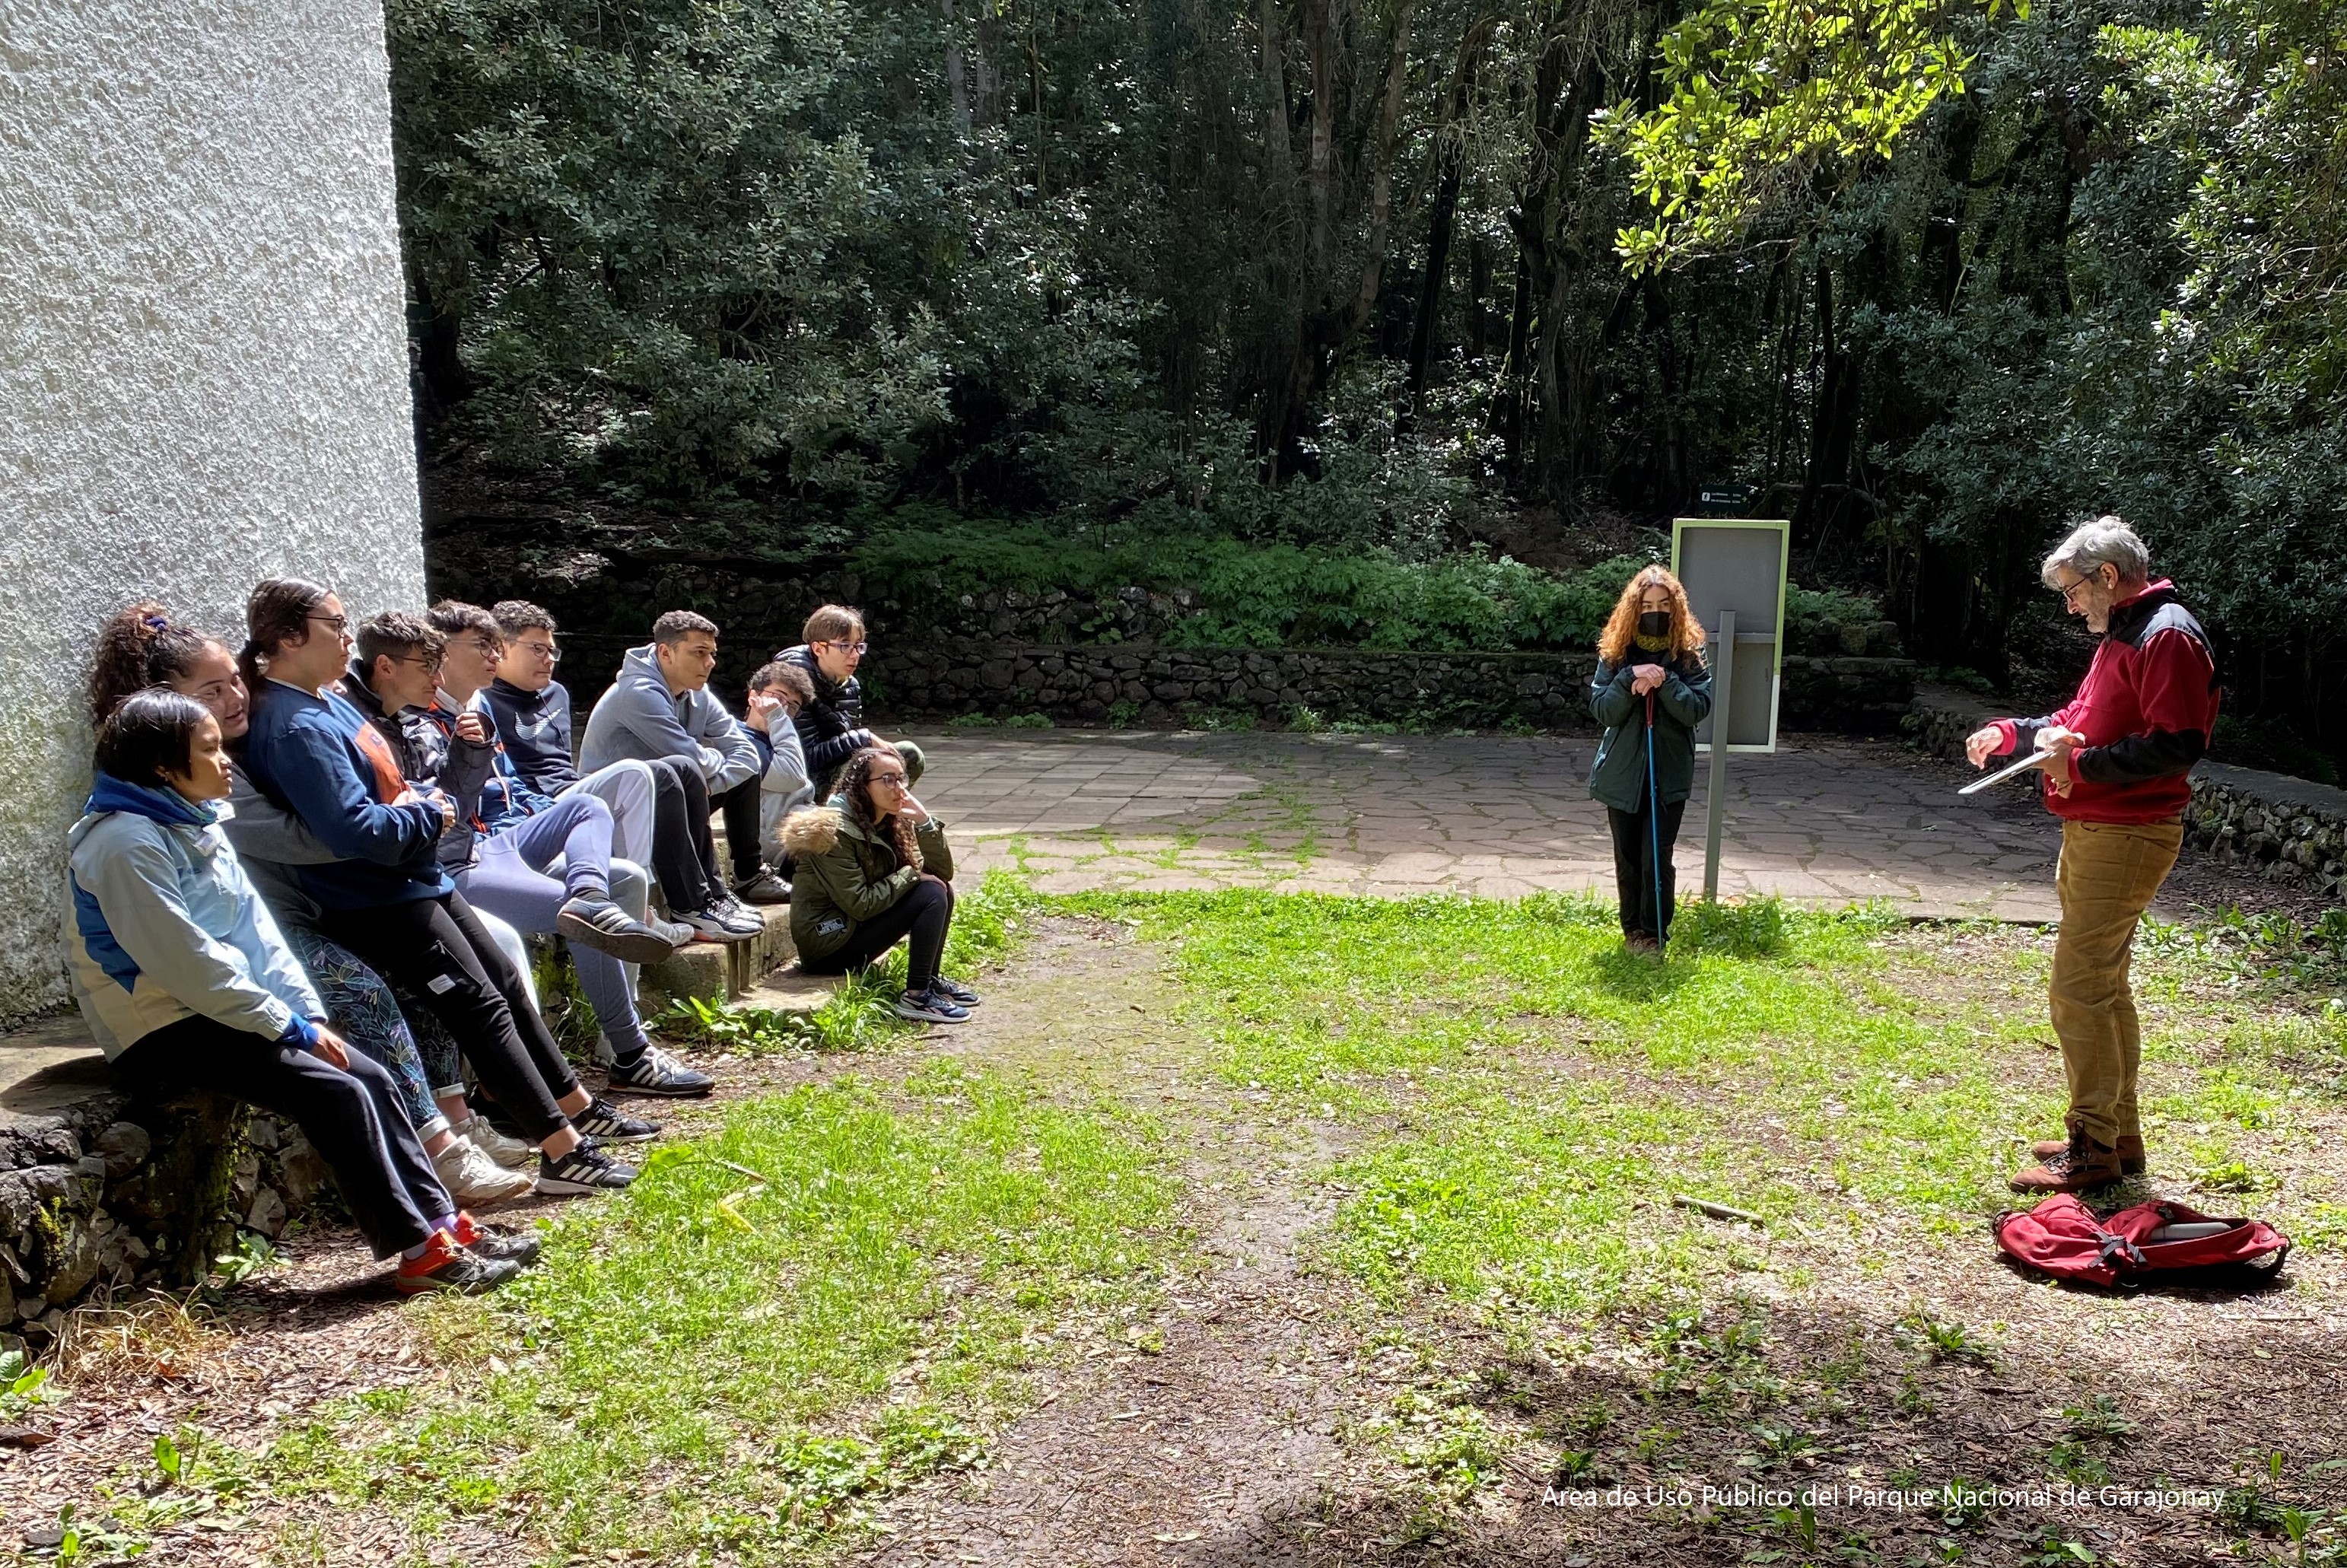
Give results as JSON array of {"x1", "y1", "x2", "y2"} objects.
[{"x1": 1965, "y1": 516, "x2": 2219, "y2": 1193}]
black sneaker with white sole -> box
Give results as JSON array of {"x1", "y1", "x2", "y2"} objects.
[
  {"x1": 931, "y1": 976, "x2": 981, "y2": 1007},
  {"x1": 680, "y1": 906, "x2": 758, "y2": 943},
  {"x1": 711, "y1": 892, "x2": 767, "y2": 934},
  {"x1": 733, "y1": 867, "x2": 792, "y2": 905},
  {"x1": 607, "y1": 1043, "x2": 715, "y2": 1098},
  {"x1": 892, "y1": 986, "x2": 972, "y2": 1025},
  {"x1": 538, "y1": 1138, "x2": 638, "y2": 1195},
  {"x1": 574, "y1": 1096, "x2": 661, "y2": 1143},
  {"x1": 556, "y1": 895, "x2": 682, "y2": 964}
]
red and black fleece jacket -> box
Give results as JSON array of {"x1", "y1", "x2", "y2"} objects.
[{"x1": 1988, "y1": 580, "x2": 2220, "y2": 825}]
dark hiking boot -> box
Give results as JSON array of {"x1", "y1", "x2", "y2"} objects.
[
  {"x1": 2010, "y1": 1132, "x2": 2126, "y2": 1194},
  {"x1": 2032, "y1": 1131, "x2": 2146, "y2": 1175}
]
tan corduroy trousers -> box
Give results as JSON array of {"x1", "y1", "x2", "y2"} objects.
[{"x1": 2050, "y1": 816, "x2": 2184, "y2": 1147}]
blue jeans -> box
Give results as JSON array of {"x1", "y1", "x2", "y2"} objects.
[
  {"x1": 456, "y1": 794, "x2": 652, "y2": 1060},
  {"x1": 279, "y1": 924, "x2": 447, "y2": 1140}
]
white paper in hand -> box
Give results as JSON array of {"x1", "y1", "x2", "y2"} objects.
[{"x1": 1958, "y1": 749, "x2": 2050, "y2": 797}]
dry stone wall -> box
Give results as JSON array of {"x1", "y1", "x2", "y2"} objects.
[{"x1": 865, "y1": 644, "x2": 1918, "y2": 733}]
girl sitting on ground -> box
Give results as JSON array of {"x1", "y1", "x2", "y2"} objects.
[
  {"x1": 1589, "y1": 565, "x2": 1713, "y2": 953},
  {"x1": 66, "y1": 690, "x2": 538, "y2": 1293},
  {"x1": 781, "y1": 743, "x2": 979, "y2": 1023}
]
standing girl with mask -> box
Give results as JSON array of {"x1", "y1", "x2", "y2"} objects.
[{"x1": 1589, "y1": 566, "x2": 1713, "y2": 953}]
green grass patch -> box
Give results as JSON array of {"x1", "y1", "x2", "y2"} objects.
[
  {"x1": 256, "y1": 1059, "x2": 1181, "y2": 1560},
  {"x1": 1049, "y1": 890, "x2": 2087, "y2": 1317}
]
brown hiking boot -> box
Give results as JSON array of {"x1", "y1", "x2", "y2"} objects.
[
  {"x1": 2010, "y1": 1133, "x2": 2126, "y2": 1194},
  {"x1": 2031, "y1": 1132, "x2": 2146, "y2": 1175}
]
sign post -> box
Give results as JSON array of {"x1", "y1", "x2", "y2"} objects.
[
  {"x1": 1703, "y1": 610, "x2": 1735, "y2": 899},
  {"x1": 1671, "y1": 517, "x2": 1790, "y2": 900}
]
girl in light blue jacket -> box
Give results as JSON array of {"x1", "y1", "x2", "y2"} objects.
[{"x1": 66, "y1": 690, "x2": 523, "y2": 1294}]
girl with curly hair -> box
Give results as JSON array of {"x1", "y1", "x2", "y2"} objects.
[
  {"x1": 1589, "y1": 565, "x2": 1713, "y2": 952},
  {"x1": 781, "y1": 743, "x2": 979, "y2": 1024}
]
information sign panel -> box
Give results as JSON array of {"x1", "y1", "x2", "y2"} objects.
[{"x1": 1671, "y1": 517, "x2": 1789, "y2": 754}]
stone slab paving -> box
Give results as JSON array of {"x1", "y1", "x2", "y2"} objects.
[{"x1": 901, "y1": 727, "x2": 2066, "y2": 921}]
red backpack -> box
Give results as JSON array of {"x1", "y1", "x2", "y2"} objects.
[{"x1": 1994, "y1": 1195, "x2": 2291, "y2": 1287}]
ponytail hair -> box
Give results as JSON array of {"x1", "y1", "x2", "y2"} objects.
[
  {"x1": 87, "y1": 601, "x2": 212, "y2": 727},
  {"x1": 240, "y1": 577, "x2": 331, "y2": 696}
]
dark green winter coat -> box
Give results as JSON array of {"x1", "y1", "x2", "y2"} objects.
[
  {"x1": 1589, "y1": 652, "x2": 1714, "y2": 813},
  {"x1": 779, "y1": 800, "x2": 955, "y2": 965}
]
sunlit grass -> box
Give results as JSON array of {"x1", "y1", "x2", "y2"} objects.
[{"x1": 257, "y1": 1059, "x2": 1181, "y2": 1560}]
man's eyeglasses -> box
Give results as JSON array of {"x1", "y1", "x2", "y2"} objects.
[
  {"x1": 514, "y1": 641, "x2": 561, "y2": 663},
  {"x1": 455, "y1": 637, "x2": 503, "y2": 660},
  {"x1": 822, "y1": 640, "x2": 870, "y2": 656},
  {"x1": 2053, "y1": 571, "x2": 2104, "y2": 607},
  {"x1": 398, "y1": 653, "x2": 444, "y2": 675}
]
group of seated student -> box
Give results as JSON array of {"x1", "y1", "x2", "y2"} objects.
[{"x1": 70, "y1": 587, "x2": 979, "y2": 1296}]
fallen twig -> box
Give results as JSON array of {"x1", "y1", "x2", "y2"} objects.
[{"x1": 1672, "y1": 1194, "x2": 1765, "y2": 1227}]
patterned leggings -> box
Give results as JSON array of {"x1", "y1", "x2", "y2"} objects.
[{"x1": 279, "y1": 924, "x2": 449, "y2": 1140}]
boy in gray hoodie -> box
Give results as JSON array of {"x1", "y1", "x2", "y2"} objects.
[{"x1": 578, "y1": 610, "x2": 787, "y2": 903}]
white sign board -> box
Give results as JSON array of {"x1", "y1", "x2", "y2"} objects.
[{"x1": 1671, "y1": 517, "x2": 1789, "y2": 754}]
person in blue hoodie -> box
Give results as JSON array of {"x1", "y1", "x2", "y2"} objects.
[
  {"x1": 235, "y1": 579, "x2": 638, "y2": 1197},
  {"x1": 68, "y1": 689, "x2": 530, "y2": 1294}
]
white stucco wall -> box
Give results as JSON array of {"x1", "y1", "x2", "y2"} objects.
[{"x1": 0, "y1": 2, "x2": 426, "y2": 1026}]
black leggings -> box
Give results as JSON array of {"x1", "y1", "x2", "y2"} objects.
[
  {"x1": 802, "y1": 875, "x2": 954, "y2": 989},
  {"x1": 317, "y1": 892, "x2": 579, "y2": 1142},
  {"x1": 1607, "y1": 798, "x2": 1687, "y2": 943},
  {"x1": 114, "y1": 1015, "x2": 447, "y2": 1258}
]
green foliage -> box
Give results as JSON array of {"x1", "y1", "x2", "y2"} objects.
[{"x1": 1598, "y1": 0, "x2": 2010, "y2": 270}]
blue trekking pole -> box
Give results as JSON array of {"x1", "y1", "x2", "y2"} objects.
[{"x1": 1645, "y1": 689, "x2": 1664, "y2": 956}]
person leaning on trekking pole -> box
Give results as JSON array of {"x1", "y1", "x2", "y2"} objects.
[
  {"x1": 1590, "y1": 565, "x2": 1713, "y2": 954},
  {"x1": 1967, "y1": 517, "x2": 2219, "y2": 1194}
]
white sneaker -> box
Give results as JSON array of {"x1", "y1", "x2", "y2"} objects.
[
  {"x1": 433, "y1": 1134, "x2": 536, "y2": 1207},
  {"x1": 456, "y1": 1116, "x2": 534, "y2": 1170}
]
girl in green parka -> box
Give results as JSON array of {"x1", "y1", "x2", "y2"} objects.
[
  {"x1": 1589, "y1": 565, "x2": 1713, "y2": 952},
  {"x1": 779, "y1": 743, "x2": 981, "y2": 1024}
]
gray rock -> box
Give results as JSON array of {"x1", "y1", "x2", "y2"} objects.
[{"x1": 95, "y1": 1121, "x2": 151, "y2": 1179}]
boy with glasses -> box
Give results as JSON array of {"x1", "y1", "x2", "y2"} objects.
[
  {"x1": 774, "y1": 604, "x2": 924, "y2": 797},
  {"x1": 421, "y1": 601, "x2": 711, "y2": 1099}
]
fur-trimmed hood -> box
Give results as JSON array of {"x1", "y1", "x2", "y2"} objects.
[{"x1": 781, "y1": 803, "x2": 851, "y2": 857}]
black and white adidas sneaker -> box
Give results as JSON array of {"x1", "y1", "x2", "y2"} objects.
[
  {"x1": 538, "y1": 1137, "x2": 639, "y2": 1196},
  {"x1": 574, "y1": 1096, "x2": 662, "y2": 1143}
]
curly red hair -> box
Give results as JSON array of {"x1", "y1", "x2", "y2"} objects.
[{"x1": 1597, "y1": 565, "x2": 1706, "y2": 666}]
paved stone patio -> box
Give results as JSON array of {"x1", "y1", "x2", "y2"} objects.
[{"x1": 903, "y1": 727, "x2": 2066, "y2": 921}]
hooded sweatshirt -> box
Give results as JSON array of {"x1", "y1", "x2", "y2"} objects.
[
  {"x1": 239, "y1": 679, "x2": 451, "y2": 908},
  {"x1": 339, "y1": 664, "x2": 494, "y2": 872},
  {"x1": 482, "y1": 677, "x2": 580, "y2": 793},
  {"x1": 748, "y1": 720, "x2": 816, "y2": 866},
  {"x1": 579, "y1": 641, "x2": 760, "y2": 790},
  {"x1": 65, "y1": 774, "x2": 326, "y2": 1061}
]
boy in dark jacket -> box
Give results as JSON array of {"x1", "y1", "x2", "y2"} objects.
[
  {"x1": 774, "y1": 604, "x2": 924, "y2": 797},
  {"x1": 485, "y1": 601, "x2": 762, "y2": 943}
]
